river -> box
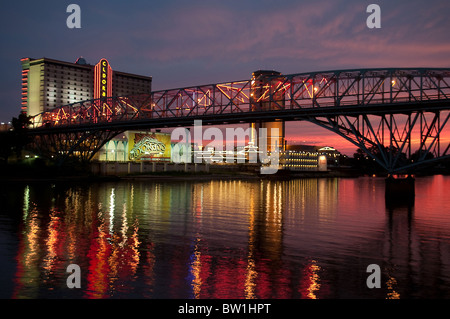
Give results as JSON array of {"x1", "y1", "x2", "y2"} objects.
[{"x1": 0, "y1": 175, "x2": 449, "y2": 299}]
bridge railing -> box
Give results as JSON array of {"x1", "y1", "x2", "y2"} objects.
[{"x1": 29, "y1": 68, "x2": 450, "y2": 129}]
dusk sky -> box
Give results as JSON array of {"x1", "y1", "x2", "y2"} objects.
[{"x1": 1, "y1": 0, "x2": 449, "y2": 155}]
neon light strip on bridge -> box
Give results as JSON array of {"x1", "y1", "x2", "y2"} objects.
[{"x1": 31, "y1": 68, "x2": 450, "y2": 128}]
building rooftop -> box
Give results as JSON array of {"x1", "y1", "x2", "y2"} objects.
[
  {"x1": 75, "y1": 56, "x2": 88, "y2": 65},
  {"x1": 20, "y1": 56, "x2": 152, "y2": 80}
]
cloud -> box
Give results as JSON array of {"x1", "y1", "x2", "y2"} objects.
[
  {"x1": 1, "y1": 0, "x2": 449, "y2": 133},
  {"x1": 121, "y1": 0, "x2": 450, "y2": 74}
]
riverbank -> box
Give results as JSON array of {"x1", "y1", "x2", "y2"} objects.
[
  {"x1": 1, "y1": 160, "x2": 448, "y2": 183},
  {"x1": 0, "y1": 160, "x2": 361, "y2": 183}
]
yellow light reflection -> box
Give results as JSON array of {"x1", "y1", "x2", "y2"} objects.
[
  {"x1": 14, "y1": 208, "x2": 41, "y2": 298},
  {"x1": 22, "y1": 185, "x2": 30, "y2": 221},
  {"x1": 24, "y1": 211, "x2": 40, "y2": 267},
  {"x1": 42, "y1": 211, "x2": 61, "y2": 276},
  {"x1": 189, "y1": 185, "x2": 204, "y2": 299},
  {"x1": 245, "y1": 256, "x2": 257, "y2": 299},
  {"x1": 307, "y1": 261, "x2": 321, "y2": 299},
  {"x1": 245, "y1": 188, "x2": 257, "y2": 299},
  {"x1": 108, "y1": 200, "x2": 141, "y2": 290},
  {"x1": 386, "y1": 276, "x2": 400, "y2": 299},
  {"x1": 300, "y1": 260, "x2": 321, "y2": 299},
  {"x1": 109, "y1": 187, "x2": 115, "y2": 234}
]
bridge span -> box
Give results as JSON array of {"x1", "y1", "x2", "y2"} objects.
[{"x1": 27, "y1": 67, "x2": 450, "y2": 174}]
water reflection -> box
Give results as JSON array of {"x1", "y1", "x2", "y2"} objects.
[
  {"x1": 4, "y1": 176, "x2": 450, "y2": 298},
  {"x1": 300, "y1": 260, "x2": 321, "y2": 299}
]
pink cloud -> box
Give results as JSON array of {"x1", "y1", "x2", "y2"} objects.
[{"x1": 131, "y1": 1, "x2": 450, "y2": 71}]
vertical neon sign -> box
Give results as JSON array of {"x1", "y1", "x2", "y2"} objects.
[
  {"x1": 94, "y1": 58, "x2": 112, "y2": 100},
  {"x1": 94, "y1": 58, "x2": 113, "y2": 120}
]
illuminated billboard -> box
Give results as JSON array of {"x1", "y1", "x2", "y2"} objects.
[{"x1": 128, "y1": 132, "x2": 171, "y2": 162}]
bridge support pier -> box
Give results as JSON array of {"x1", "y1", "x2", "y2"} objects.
[
  {"x1": 251, "y1": 70, "x2": 286, "y2": 153},
  {"x1": 251, "y1": 120, "x2": 285, "y2": 152},
  {"x1": 385, "y1": 175, "x2": 415, "y2": 205}
]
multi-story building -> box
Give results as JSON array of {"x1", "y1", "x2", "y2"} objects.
[
  {"x1": 279, "y1": 144, "x2": 338, "y2": 171},
  {"x1": 20, "y1": 56, "x2": 152, "y2": 117},
  {"x1": 280, "y1": 149, "x2": 327, "y2": 171}
]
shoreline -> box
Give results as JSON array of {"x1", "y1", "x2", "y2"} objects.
[
  {"x1": 0, "y1": 168, "x2": 363, "y2": 184},
  {"x1": 1, "y1": 164, "x2": 448, "y2": 184}
]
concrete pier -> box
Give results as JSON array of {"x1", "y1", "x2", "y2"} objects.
[{"x1": 385, "y1": 175, "x2": 415, "y2": 205}]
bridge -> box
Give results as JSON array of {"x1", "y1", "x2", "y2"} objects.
[{"x1": 27, "y1": 67, "x2": 450, "y2": 174}]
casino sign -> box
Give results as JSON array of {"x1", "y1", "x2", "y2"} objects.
[
  {"x1": 128, "y1": 132, "x2": 171, "y2": 161},
  {"x1": 94, "y1": 58, "x2": 112, "y2": 100}
]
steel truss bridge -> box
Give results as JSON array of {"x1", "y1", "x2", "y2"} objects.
[{"x1": 27, "y1": 67, "x2": 450, "y2": 173}]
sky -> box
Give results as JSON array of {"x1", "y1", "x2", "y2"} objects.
[{"x1": 1, "y1": 0, "x2": 449, "y2": 155}]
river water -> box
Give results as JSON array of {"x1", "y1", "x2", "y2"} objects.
[{"x1": 0, "y1": 175, "x2": 449, "y2": 299}]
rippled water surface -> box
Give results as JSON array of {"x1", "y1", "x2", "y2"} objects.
[{"x1": 1, "y1": 175, "x2": 449, "y2": 299}]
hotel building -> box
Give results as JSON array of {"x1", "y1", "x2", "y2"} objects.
[{"x1": 20, "y1": 56, "x2": 152, "y2": 117}]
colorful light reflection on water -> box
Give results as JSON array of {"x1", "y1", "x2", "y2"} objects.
[{"x1": 0, "y1": 176, "x2": 449, "y2": 299}]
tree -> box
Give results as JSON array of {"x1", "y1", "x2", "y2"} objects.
[
  {"x1": 0, "y1": 131, "x2": 14, "y2": 163},
  {"x1": 10, "y1": 113, "x2": 33, "y2": 159},
  {"x1": 353, "y1": 147, "x2": 368, "y2": 161},
  {"x1": 410, "y1": 149, "x2": 434, "y2": 163},
  {"x1": 352, "y1": 144, "x2": 408, "y2": 173},
  {"x1": 11, "y1": 113, "x2": 32, "y2": 131}
]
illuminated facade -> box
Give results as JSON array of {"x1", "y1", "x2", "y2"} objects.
[
  {"x1": 280, "y1": 144, "x2": 335, "y2": 171},
  {"x1": 20, "y1": 57, "x2": 152, "y2": 117},
  {"x1": 280, "y1": 150, "x2": 327, "y2": 171},
  {"x1": 318, "y1": 146, "x2": 342, "y2": 167},
  {"x1": 96, "y1": 131, "x2": 173, "y2": 162},
  {"x1": 97, "y1": 132, "x2": 331, "y2": 172}
]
